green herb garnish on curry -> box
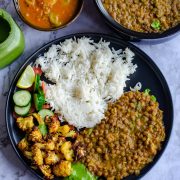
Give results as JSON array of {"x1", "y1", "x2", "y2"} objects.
[{"x1": 151, "y1": 20, "x2": 161, "y2": 30}]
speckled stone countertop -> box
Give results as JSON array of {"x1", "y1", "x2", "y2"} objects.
[{"x1": 0, "y1": 0, "x2": 180, "y2": 180}]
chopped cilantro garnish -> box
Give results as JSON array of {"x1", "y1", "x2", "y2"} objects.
[
  {"x1": 151, "y1": 95, "x2": 157, "y2": 102},
  {"x1": 151, "y1": 20, "x2": 161, "y2": 30},
  {"x1": 144, "y1": 89, "x2": 151, "y2": 95},
  {"x1": 144, "y1": 89, "x2": 157, "y2": 102}
]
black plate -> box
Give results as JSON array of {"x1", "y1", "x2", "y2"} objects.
[
  {"x1": 94, "y1": 0, "x2": 180, "y2": 42},
  {"x1": 6, "y1": 33, "x2": 173, "y2": 180}
]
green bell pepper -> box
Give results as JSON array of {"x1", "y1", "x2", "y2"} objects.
[{"x1": 0, "y1": 9, "x2": 25, "y2": 69}]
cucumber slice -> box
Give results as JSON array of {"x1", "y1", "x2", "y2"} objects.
[
  {"x1": 14, "y1": 103, "x2": 31, "y2": 116},
  {"x1": 34, "y1": 93, "x2": 45, "y2": 111},
  {"x1": 38, "y1": 109, "x2": 54, "y2": 119},
  {"x1": 13, "y1": 90, "x2": 31, "y2": 107},
  {"x1": 34, "y1": 74, "x2": 40, "y2": 92}
]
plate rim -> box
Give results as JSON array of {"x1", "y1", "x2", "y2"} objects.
[{"x1": 5, "y1": 32, "x2": 174, "y2": 180}]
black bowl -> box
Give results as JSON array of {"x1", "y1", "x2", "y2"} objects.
[
  {"x1": 6, "y1": 33, "x2": 173, "y2": 179},
  {"x1": 94, "y1": 0, "x2": 180, "y2": 42}
]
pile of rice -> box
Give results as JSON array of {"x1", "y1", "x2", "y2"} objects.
[{"x1": 35, "y1": 37, "x2": 137, "y2": 129}]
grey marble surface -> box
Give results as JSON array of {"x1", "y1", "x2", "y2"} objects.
[{"x1": 0, "y1": 0, "x2": 180, "y2": 180}]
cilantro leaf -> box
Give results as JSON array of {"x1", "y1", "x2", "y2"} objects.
[{"x1": 151, "y1": 20, "x2": 161, "y2": 30}]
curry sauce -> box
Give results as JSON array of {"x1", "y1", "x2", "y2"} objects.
[{"x1": 19, "y1": 0, "x2": 79, "y2": 29}]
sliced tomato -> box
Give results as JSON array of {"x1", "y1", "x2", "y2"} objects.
[
  {"x1": 41, "y1": 81, "x2": 46, "y2": 94},
  {"x1": 33, "y1": 67, "x2": 42, "y2": 76},
  {"x1": 42, "y1": 104, "x2": 51, "y2": 109},
  {"x1": 13, "y1": 111, "x2": 20, "y2": 119}
]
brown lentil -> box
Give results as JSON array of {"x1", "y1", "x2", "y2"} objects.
[
  {"x1": 76, "y1": 91, "x2": 165, "y2": 179},
  {"x1": 102, "y1": 0, "x2": 180, "y2": 33}
]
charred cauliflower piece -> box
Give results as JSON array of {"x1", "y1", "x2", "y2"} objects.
[
  {"x1": 33, "y1": 140, "x2": 55, "y2": 151},
  {"x1": 23, "y1": 151, "x2": 33, "y2": 160},
  {"x1": 45, "y1": 140, "x2": 55, "y2": 151},
  {"x1": 18, "y1": 138, "x2": 29, "y2": 151},
  {"x1": 45, "y1": 116, "x2": 60, "y2": 134},
  {"x1": 32, "y1": 145, "x2": 44, "y2": 166},
  {"x1": 55, "y1": 137, "x2": 66, "y2": 151},
  {"x1": 59, "y1": 125, "x2": 70, "y2": 136},
  {"x1": 39, "y1": 165, "x2": 54, "y2": 179},
  {"x1": 33, "y1": 142, "x2": 45, "y2": 149},
  {"x1": 53, "y1": 160, "x2": 72, "y2": 177},
  {"x1": 59, "y1": 125, "x2": 77, "y2": 137},
  {"x1": 45, "y1": 151, "x2": 60, "y2": 165},
  {"x1": 61, "y1": 141, "x2": 74, "y2": 161},
  {"x1": 48, "y1": 133, "x2": 59, "y2": 142},
  {"x1": 28, "y1": 127, "x2": 42, "y2": 142},
  {"x1": 16, "y1": 116, "x2": 34, "y2": 131}
]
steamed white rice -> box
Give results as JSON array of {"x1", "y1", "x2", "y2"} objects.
[{"x1": 35, "y1": 37, "x2": 137, "y2": 129}]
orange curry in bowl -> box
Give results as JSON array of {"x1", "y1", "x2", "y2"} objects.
[{"x1": 18, "y1": 0, "x2": 80, "y2": 29}]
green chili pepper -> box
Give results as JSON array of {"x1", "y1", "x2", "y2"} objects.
[
  {"x1": 0, "y1": 9, "x2": 25, "y2": 69},
  {"x1": 151, "y1": 20, "x2": 161, "y2": 30},
  {"x1": 38, "y1": 124, "x2": 48, "y2": 136}
]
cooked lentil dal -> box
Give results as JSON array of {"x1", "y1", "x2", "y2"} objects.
[
  {"x1": 102, "y1": 0, "x2": 180, "y2": 33},
  {"x1": 76, "y1": 91, "x2": 165, "y2": 179}
]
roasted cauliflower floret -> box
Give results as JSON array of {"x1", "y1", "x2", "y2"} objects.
[
  {"x1": 61, "y1": 141, "x2": 74, "y2": 161},
  {"x1": 53, "y1": 160, "x2": 72, "y2": 177},
  {"x1": 45, "y1": 151, "x2": 60, "y2": 165},
  {"x1": 45, "y1": 116, "x2": 60, "y2": 134},
  {"x1": 33, "y1": 140, "x2": 55, "y2": 151},
  {"x1": 48, "y1": 133, "x2": 59, "y2": 142},
  {"x1": 55, "y1": 137, "x2": 66, "y2": 151},
  {"x1": 33, "y1": 142, "x2": 45, "y2": 149},
  {"x1": 18, "y1": 138, "x2": 29, "y2": 151},
  {"x1": 59, "y1": 125, "x2": 70, "y2": 136},
  {"x1": 39, "y1": 165, "x2": 54, "y2": 180},
  {"x1": 23, "y1": 151, "x2": 33, "y2": 160},
  {"x1": 32, "y1": 145, "x2": 44, "y2": 166},
  {"x1": 28, "y1": 127, "x2": 42, "y2": 142},
  {"x1": 45, "y1": 140, "x2": 55, "y2": 151},
  {"x1": 59, "y1": 125, "x2": 77, "y2": 138},
  {"x1": 16, "y1": 116, "x2": 34, "y2": 131}
]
